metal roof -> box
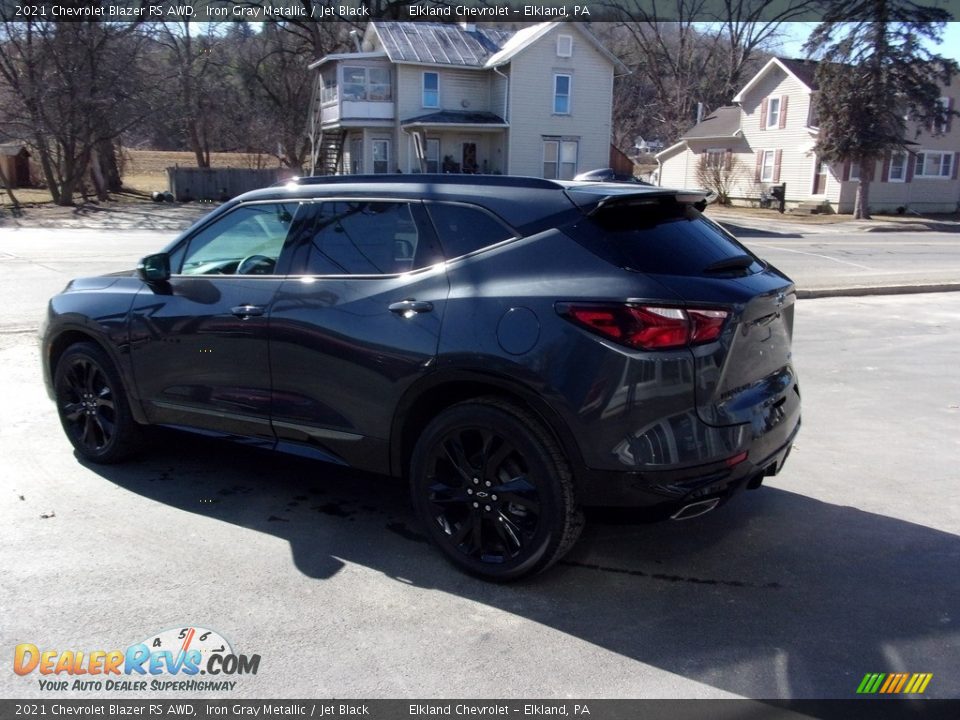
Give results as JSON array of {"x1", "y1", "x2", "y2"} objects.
[
  {"x1": 401, "y1": 110, "x2": 507, "y2": 126},
  {"x1": 371, "y1": 22, "x2": 514, "y2": 67}
]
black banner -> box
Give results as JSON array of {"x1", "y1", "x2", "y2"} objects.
[{"x1": 1, "y1": 0, "x2": 960, "y2": 23}]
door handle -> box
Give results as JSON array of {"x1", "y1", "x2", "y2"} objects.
[
  {"x1": 388, "y1": 299, "x2": 434, "y2": 315},
  {"x1": 231, "y1": 304, "x2": 265, "y2": 318}
]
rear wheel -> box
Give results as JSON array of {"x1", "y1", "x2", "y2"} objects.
[
  {"x1": 410, "y1": 398, "x2": 583, "y2": 581},
  {"x1": 53, "y1": 341, "x2": 144, "y2": 463}
]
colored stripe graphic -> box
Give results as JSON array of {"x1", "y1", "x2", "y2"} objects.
[
  {"x1": 857, "y1": 673, "x2": 932, "y2": 694},
  {"x1": 857, "y1": 674, "x2": 880, "y2": 694}
]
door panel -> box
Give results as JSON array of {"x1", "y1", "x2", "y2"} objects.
[
  {"x1": 267, "y1": 200, "x2": 448, "y2": 472},
  {"x1": 129, "y1": 201, "x2": 303, "y2": 440}
]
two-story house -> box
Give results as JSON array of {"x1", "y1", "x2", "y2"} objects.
[
  {"x1": 657, "y1": 57, "x2": 960, "y2": 213},
  {"x1": 307, "y1": 21, "x2": 626, "y2": 179}
]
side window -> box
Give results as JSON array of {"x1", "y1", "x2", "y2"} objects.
[
  {"x1": 426, "y1": 203, "x2": 516, "y2": 259},
  {"x1": 179, "y1": 203, "x2": 299, "y2": 276},
  {"x1": 301, "y1": 201, "x2": 426, "y2": 275}
]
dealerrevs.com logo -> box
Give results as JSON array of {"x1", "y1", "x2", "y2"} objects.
[{"x1": 13, "y1": 626, "x2": 260, "y2": 692}]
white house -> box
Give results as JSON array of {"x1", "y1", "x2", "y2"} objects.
[
  {"x1": 307, "y1": 21, "x2": 626, "y2": 180},
  {"x1": 657, "y1": 57, "x2": 960, "y2": 213}
]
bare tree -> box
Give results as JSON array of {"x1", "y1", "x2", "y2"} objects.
[
  {"x1": 696, "y1": 151, "x2": 745, "y2": 205},
  {"x1": 605, "y1": 0, "x2": 818, "y2": 145},
  {"x1": 0, "y1": 19, "x2": 151, "y2": 205},
  {"x1": 149, "y1": 22, "x2": 233, "y2": 168},
  {"x1": 231, "y1": 23, "x2": 325, "y2": 171}
]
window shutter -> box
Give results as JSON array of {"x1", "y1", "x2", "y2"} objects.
[
  {"x1": 725, "y1": 149, "x2": 732, "y2": 171},
  {"x1": 779, "y1": 95, "x2": 789, "y2": 129},
  {"x1": 842, "y1": 161, "x2": 851, "y2": 181},
  {"x1": 759, "y1": 98, "x2": 768, "y2": 130},
  {"x1": 953, "y1": 151, "x2": 959, "y2": 180},
  {"x1": 881, "y1": 152, "x2": 890, "y2": 182},
  {"x1": 773, "y1": 149, "x2": 782, "y2": 182},
  {"x1": 948, "y1": 98, "x2": 955, "y2": 133},
  {"x1": 905, "y1": 153, "x2": 914, "y2": 183},
  {"x1": 754, "y1": 152, "x2": 763, "y2": 182}
]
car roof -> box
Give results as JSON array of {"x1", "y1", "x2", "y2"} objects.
[{"x1": 232, "y1": 175, "x2": 692, "y2": 231}]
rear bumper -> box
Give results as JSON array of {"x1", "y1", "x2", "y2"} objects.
[{"x1": 575, "y1": 416, "x2": 800, "y2": 508}]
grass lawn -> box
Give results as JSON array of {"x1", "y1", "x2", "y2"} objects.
[{"x1": 2, "y1": 149, "x2": 278, "y2": 208}]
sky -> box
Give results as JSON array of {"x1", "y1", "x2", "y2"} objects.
[{"x1": 774, "y1": 21, "x2": 960, "y2": 63}]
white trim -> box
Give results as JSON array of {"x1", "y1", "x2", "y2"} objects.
[
  {"x1": 422, "y1": 71, "x2": 439, "y2": 109},
  {"x1": 760, "y1": 149, "x2": 775, "y2": 182},
  {"x1": 704, "y1": 148, "x2": 726, "y2": 169},
  {"x1": 553, "y1": 73, "x2": 572, "y2": 115},
  {"x1": 887, "y1": 151, "x2": 906, "y2": 183},
  {"x1": 732, "y1": 57, "x2": 816, "y2": 103},
  {"x1": 766, "y1": 97, "x2": 781, "y2": 129},
  {"x1": 309, "y1": 51, "x2": 387, "y2": 70},
  {"x1": 913, "y1": 149, "x2": 953, "y2": 179},
  {"x1": 484, "y1": 22, "x2": 627, "y2": 72},
  {"x1": 556, "y1": 34, "x2": 573, "y2": 58},
  {"x1": 371, "y1": 138, "x2": 391, "y2": 174},
  {"x1": 810, "y1": 156, "x2": 828, "y2": 197},
  {"x1": 655, "y1": 140, "x2": 688, "y2": 160}
]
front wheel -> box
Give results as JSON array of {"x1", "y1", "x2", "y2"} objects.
[
  {"x1": 53, "y1": 341, "x2": 144, "y2": 463},
  {"x1": 410, "y1": 398, "x2": 583, "y2": 581}
]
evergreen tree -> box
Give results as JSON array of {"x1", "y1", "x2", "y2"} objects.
[{"x1": 804, "y1": 2, "x2": 957, "y2": 218}]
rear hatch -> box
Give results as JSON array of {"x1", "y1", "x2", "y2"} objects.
[{"x1": 563, "y1": 186, "x2": 797, "y2": 428}]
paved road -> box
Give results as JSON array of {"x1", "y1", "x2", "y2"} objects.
[
  {"x1": 718, "y1": 222, "x2": 960, "y2": 292},
  {"x1": 2, "y1": 291, "x2": 958, "y2": 699},
  {"x1": 2, "y1": 220, "x2": 959, "y2": 334}
]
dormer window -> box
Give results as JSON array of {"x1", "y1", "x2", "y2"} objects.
[{"x1": 557, "y1": 35, "x2": 573, "y2": 58}]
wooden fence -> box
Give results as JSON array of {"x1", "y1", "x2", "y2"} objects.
[{"x1": 166, "y1": 167, "x2": 295, "y2": 202}]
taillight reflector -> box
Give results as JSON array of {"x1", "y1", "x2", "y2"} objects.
[{"x1": 559, "y1": 303, "x2": 729, "y2": 350}]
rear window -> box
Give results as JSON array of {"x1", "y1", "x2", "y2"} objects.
[{"x1": 565, "y1": 200, "x2": 763, "y2": 277}]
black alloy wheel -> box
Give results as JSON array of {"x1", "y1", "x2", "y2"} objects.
[
  {"x1": 53, "y1": 342, "x2": 143, "y2": 463},
  {"x1": 411, "y1": 398, "x2": 582, "y2": 581}
]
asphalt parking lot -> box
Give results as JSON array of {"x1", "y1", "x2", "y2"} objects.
[{"x1": 2, "y1": 290, "x2": 958, "y2": 700}]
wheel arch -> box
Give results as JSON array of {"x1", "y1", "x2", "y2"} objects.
[
  {"x1": 45, "y1": 325, "x2": 148, "y2": 425},
  {"x1": 390, "y1": 370, "x2": 584, "y2": 481}
]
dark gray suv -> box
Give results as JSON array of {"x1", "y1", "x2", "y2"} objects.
[{"x1": 42, "y1": 175, "x2": 800, "y2": 580}]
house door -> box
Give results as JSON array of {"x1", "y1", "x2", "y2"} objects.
[
  {"x1": 812, "y1": 157, "x2": 828, "y2": 195},
  {"x1": 462, "y1": 142, "x2": 477, "y2": 174}
]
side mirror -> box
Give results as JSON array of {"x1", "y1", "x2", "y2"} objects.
[{"x1": 137, "y1": 253, "x2": 171, "y2": 282}]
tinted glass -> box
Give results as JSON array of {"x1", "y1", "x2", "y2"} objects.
[
  {"x1": 301, "y1": 201, "x2": 422, "y2": 275},
  {"x1": 567, "y1": 200, "x2": 762, "y2": 277},
  {"x1": 427, "y1": 203, "x2": 515, "y2": 259},
  {"x1": 179, "y1": 203, "x2": 299, "y2": 275}
]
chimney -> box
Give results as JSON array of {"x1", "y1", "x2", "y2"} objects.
[
  {"x1": 349, "y1": 29, "x2": 362, "y2": 53},
  {"x1": 459, "y1": 22, "x2": 476, "y2": 32}
]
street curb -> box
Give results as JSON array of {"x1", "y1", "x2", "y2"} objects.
[{"x1": 797, "y1": 283, "x2": 960, "y2": 299}]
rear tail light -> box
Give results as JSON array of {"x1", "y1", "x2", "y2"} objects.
[{"x1": 557, "y1": 303, "x2": 729, "y2": 350}]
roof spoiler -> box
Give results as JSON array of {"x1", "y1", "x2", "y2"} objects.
[{"x1": 584, "y1": 189, "x2": 711, "y2": 217}]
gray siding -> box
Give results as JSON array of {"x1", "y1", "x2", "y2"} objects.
[
  {"x1": 506, "y1": 25, "x2": 613, "y2": 177},
  {"x1": 396, "y1": 65, "x2": 491, "y2": 121}
]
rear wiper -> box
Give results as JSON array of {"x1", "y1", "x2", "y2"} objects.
[{"x1": 703, "y1": 254, "x2": 755, "y2": 274}]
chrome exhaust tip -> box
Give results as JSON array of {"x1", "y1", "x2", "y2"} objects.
[{"x1": 670, "y1": 497, "x2": 721, "y2": 521}]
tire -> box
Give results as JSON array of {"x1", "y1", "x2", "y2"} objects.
[
  {"x1": 410, "y1": 398, "x2": 583, "y2": 581},
  {"x1": 53, "y1": 341, "x2": 144, "y2": 463}
]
